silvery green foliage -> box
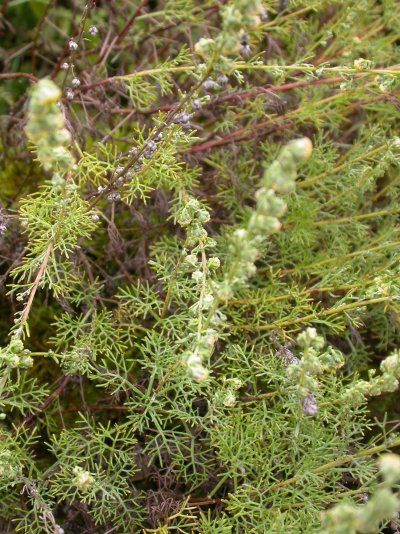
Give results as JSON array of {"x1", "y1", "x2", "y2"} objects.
[
  {"x1": 1, "y1": 0, "x2": 400, "y2": 532},
  {"x1": 217, "y1": 138, "x2": 313, "y2": 302}
]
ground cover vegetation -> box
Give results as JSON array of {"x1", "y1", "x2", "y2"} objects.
[{"x1": 1, "y1": 0, "x2": 400, "y2": 532}]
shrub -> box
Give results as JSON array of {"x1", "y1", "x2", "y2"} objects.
[{"x1": 1, "y1": 0, "x2": 400, "y2": 532}]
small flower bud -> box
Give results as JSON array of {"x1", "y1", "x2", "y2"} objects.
[
  {"x1": 184, "y1": 351, "x2": 209, "y2": 382},
  {"x1": 192, "y1": 270, "x2": 204, "y2": 282},
  {"x1": 68, "y1": 39, "x2": 78, "y2": 51},
  {"x1": 353, "y1": 58, "x2": 373, "y2": 70},
  {"x1": 9, "y1": 338, "x2": 24, "y2": 354},
  {"x1": 107, "y1": 192, "x2": 120, "y2": 202},
  {"x1": 231, "y1": 379, "x2": 243, "y2": 390},
  {"x1": 286, "y1": 137, "x2": 313, "y2": 163},
  {"x1": 216, "y1": 73, "x2": 229, "y2": 85},
  {"x1": 301, "y1": 391, "x2": 318, "y2": 417},
  {"x1": 145, "y1": 140, "x2": 157, "y2": 151},
  {"x1": 194, "y1": 38, "x2": 216, "y2": 57},
  {"x1": 203, "y1": 78, "x2": 220, "y2": 92},
  {"x1": 378, "y1": 454, "x2": 400, "y2": 484},
  {"x1": 233, "y1": 228, "x2": 248, "y2": 241},
  {"x1": 380, "y1": 352, "x2": 400, "y2": 378},
  {"x1": 184, "y1": 254, "x2": 198, "y2": 266},
  {"x1": 223, "y1": 390, "x2": 236, "y2": 407},
  {"x1": 8, "y1": 355, "x2": 21, "y2": 368},
  {"x1": 19, "y1": 355, "x2": 34, "y2": 368},
  {"x1": 202, "y1": 294, "x2": 214, "y2": 308},
  {"x1": 197, "y1": 209, "x2": 210, "y2": 223},
  {"x1": 207, "y1": 257, "x2": 221, "y2": 270},
  {"x1": 32, "y1": 79, "x2": 61, "y2": 106},
  {"x1": 192, "y1": 99, "x2": 203, "y2": 110},
  {"x1": 72, "y1": 466, "x2": 95, "y2": 490},
  {"x1": 297, "y1": 327, "x2": 324, "y2": 350}
]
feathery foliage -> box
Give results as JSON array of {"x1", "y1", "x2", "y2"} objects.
[{"x1": 1, "y1": 0, "x2": 400, "y2": 532}]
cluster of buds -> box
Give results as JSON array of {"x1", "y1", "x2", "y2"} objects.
[
  {"x1": 216, "y1": 227, "x2": 260, "y2": 301},
  {"x1": 177, "y1": 197, "x2": 221, "y2": 381},
  {"x1": 60, "y1": 345, "x2": 92, "y2": 375},
  {"x1": 199, "y1": 74, "x2": 230, "y2": 93},
  {"x1": 0, "y1": 448, "x2": 22, "y2": 482},
  {"x1": 172, "y1": 111, "x2": 194, "y2": 129},
  {"x1": 182, "y1": 329, "x2": 218, "y2": 382},
  {"x1": 214, "y1": 377, "x2": 243, "y2": 408},
  {"x1": 202, "y1": 77, "x2": 222, "y2": 92},
  {"x1": 192, "y1": 95, "x2": 211, "y2": 111},
  {"x1": 95, "y1": 146, "x2": 143, "y2": 201},
  {"x1": 353, "y1": 57, "x2": 374, "y2": 71},
  {"x1": 128, "y1": 146, "x2": 143, "y2": 172},
  {"x1": 321, "y1": 454, "x2": 400, "y2": 533},
  {"x1": 113, "y1": 165, "x2": 132, "y2": 187},
  {"x1": 72, "y1": 466, "x2": 95, "y2": 491},
  {"x1": 375, "y1": 73, "x2": 397, "y2": 93},
  {"x1": 107, "y1": 191, "x2": 121, "y2": 203},
  {"x1": 26, "y1": 79, "x2": 74, "y2": 174},
  {"x1": 183, "y1": 252, "x2": 220, "y2": 291},
  {"x1": 286, "y1": 328, "x2": 344, "y2": 417},
  {"x1": 262, "y1": 137, "x2": 313, "y2": 193},
  {"x1": 0, "y1": 338, "x2": 33, "y2": 370},
  {"x1": 217, "y1": 138, "x2": 313, "y2": 301},
  {"x1": 143, "y1": 139, "x2": 157, "y2": 159},
  {"x1": 127, "y1": 133, "x2": 163, "y2": 172},
  {"x1": 194, "y1": 0, "x2": 266, "y2": 61},
  {"x1": 341, "y1": 350, "x2": 400, "y2": 407},
  {"x1": 176, "y1": 197, "x2": 211, "y2": 247}
]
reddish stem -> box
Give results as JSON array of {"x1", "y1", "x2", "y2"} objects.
[
  {"x1": 95, "y1": 0, "x2": 149, "y2": 66},
  {"x1": 0, "y1": 72, "x2": 38, "y2": 82}
]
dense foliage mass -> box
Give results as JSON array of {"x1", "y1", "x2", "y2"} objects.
[{"x1": 1, "y1": 1, "x2": 400, "y2": 532}]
